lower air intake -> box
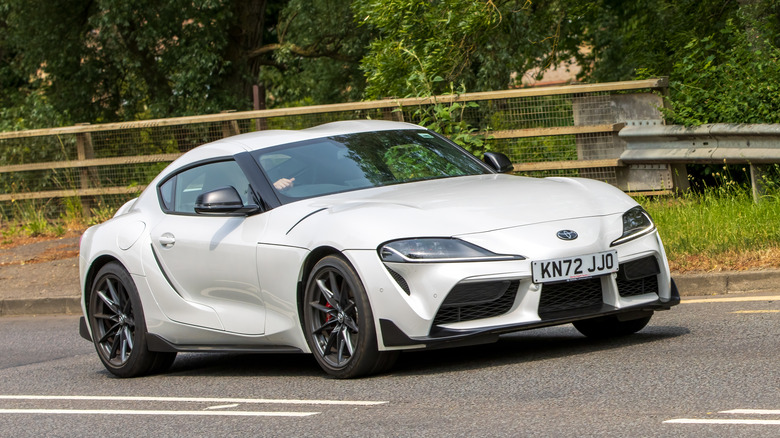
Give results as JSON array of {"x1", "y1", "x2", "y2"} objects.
[
  {"x1": 433, "y1": 280, "x2": 519, "y2": 325},
  {"x1": 538, "y1": 277, "x2": 603, "y2": 316}
]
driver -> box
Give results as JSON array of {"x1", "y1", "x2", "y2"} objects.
[{"x1": 274, "y1": 177, "x2": 295, "y2": 190}]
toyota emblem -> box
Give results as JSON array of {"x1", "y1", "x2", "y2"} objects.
[{"x1": 556, "y1": 230, "x2": 578, "y2": 240}]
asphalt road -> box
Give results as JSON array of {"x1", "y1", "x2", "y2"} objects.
[{"x1": 0, "y1": 292, "x2": 778, "y2": 437}]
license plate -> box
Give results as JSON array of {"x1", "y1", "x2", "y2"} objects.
[{"x1": 532, "y1": 250, "x2": 618, "y2": 284}]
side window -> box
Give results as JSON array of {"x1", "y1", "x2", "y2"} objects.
[{"x1": 158, "y1": 160, "x2": 251, "y2": 214}]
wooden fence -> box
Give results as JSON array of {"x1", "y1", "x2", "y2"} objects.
[{"x1": 0, "y1": 78, "x2": 670, "y2": 217}]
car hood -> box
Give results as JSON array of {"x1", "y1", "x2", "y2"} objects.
[{"x1": 266, "y1": 174, "x2": 638, "y2": 249}]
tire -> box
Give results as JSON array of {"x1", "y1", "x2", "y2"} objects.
[
  {"x1": 572, "y1": 313, "x2": 653, "y2": 339},
  {"x1": 303, "y1": 255, "x2": 398, "y2": 378},
  {"x1": 88, "y1": 262, "x2": 176, "y2": 377}
]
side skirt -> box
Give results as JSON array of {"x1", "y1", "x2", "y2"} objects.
[{"x1": 145, "y1": 333, "x2": 303, "y2": 354}]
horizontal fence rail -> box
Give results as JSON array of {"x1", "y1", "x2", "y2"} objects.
[{"x1": 0, "y1": 78, "x2": 670, "y2": 218}]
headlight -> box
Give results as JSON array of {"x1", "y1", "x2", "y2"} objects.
[
  {"x1": 379, "y1": 238, "x2": 524, "y2": 263},
  {"x1": 611, "y1": 206, "x2": 655, "y2": 246}
]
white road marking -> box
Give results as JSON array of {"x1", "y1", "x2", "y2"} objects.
[
  {"x1": 731, "y1": 310, "x2": 780, "y2": 314},
  {"x1": 0, "y1": 395, "x2": 387, "y2": 406},
  {"x1": 683, "y1": 295, "x2": 780, "y2": 304},
  {"x1": 664, "y1": 418, "x2": 780, "y2": 425},
  {"x1": 205, "y1": 404, "x2": 240, "y2": 410},
  {"x1": 665, "y1": 408, "x2": 780, "y2": 426},
  {"x1": 722, "y1": 409, "x2": 780, "y2": 415},
  {"x1": 0, "y1": 409, "x2": 316, "y2": 417}
]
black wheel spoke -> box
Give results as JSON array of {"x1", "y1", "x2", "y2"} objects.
[
  {"x1": 124, "y1": 326, "x2": 134, "y2": 350},
  {"x1": 341, "y1": 327, "x2": 354, "y2": 356},
  {"x1": 98, "y1": 322, "x2": 121, "y2": 344},
  {"x1": 109, "y1": 332, "x2": 122, "y2": 359},
  {"x1": 324, "y1": 326, "x2": 339, "y2": 354},
  {"x1": 328, "y1": 271, "x2": 341, "y2": 304},
  {"x1": 343, "y1": 315, "x2": 359, "y2": 333},
  {"x1": 309, "y1": 301, "x2": 335, "y2": 315},
  {"x1": 97, "y1": 291, "x2": 120, "y2": 315},
  {"x1": 93, "y1": 312, "x2": 117, "y2": 321},
  {"x1": 313, "y1": 320, "x2": 337, "y2": 336},
  {"x1": 336, "y1": 329, "x2": 346, "y2": 364},
  {"x1": 106, "y1": 279, "x2": 121, "y2": 309},
  {"x1": 316, "y1": 279, "x2": 339, "y2": 309}
]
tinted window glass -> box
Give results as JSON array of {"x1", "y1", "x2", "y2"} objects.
[
  {"x1": 159, "y1": 177, "x2": 175, "y2": 211},
  {"x1": 254, "y1": 130, "x2": 489, "y2": 203},
  {"x1": 159, "y1": 160, "x2": 251, "y2": 214}
]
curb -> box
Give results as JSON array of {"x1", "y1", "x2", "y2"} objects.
[
  {"x1": 672, "y1": 269, "x2": 780, "y2": 296},
  {"x1": 1, "y1": 270, "x2": 778, "y2": 317},
  {"x1": 0, "y1": 297, "x2": 82, "y2": 317}
]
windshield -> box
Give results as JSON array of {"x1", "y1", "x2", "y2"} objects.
[{"x1": 253, "y1": 129, "x2": 491, "y2": 202}]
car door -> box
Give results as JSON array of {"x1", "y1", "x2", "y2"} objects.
[{"x1": 150, "y1": 159, "x2": 268, "y2": 335}]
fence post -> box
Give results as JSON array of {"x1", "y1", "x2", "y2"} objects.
[
  {"x1": 220, "y1": 110, "x2": 240, "y2": 138},
  {"x1": 253, "y1": 84, "x2": 268, "y2": 131},
  {"x1": 750, "y1": 164, "x2": 767, "y2": 202},
  {"x1": 75, "y1": 124, "x2": 95, "y2": 218}
]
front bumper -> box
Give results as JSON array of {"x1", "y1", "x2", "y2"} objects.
[{"x1": 379, "y1": 278, "x2": 680, "y2": 349}]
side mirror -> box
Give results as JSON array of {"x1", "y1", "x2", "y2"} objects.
[
  {"x1": 195, "y1": 186, "x2": 259, "y2": 215},
  {"x1": 483, "y1": 152, "x2": 514, "y2": 174}
]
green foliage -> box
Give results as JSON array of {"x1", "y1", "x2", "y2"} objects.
[
  {"x1": 356, "y1": 0, "x2": 580, "y2": 99},
  {"x1": 661, "y1": 19, "x2": 780, "y2": 125},
  {"x1": 9, "y1": 199, "x2": 56, "y2": 237},
  {"x1": 567, "y1": 0, "x2": 741, "y2": 82},
  {"x1": 258, "y1": 0, "x2": 371, "y2": 105},
  {"x1": 411, "y1": 97, "x2": 489, "y2": 156},
  {"x1": 0, "y1": 0, "x2": 373, "y2": 130}
]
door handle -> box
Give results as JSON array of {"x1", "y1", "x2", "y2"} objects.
[{"x1": 159, "y1": 233, "x2": 176, "y2": 248}]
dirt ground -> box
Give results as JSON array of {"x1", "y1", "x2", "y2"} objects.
[{"x1": 0, "y1": 232, "x2": 81, "y2": 300}]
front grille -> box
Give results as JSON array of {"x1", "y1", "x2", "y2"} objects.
[
  {"x1": 617, "y1": 275, "x2": 658, "y2": 297},
  {"x1": 538, "y1": 277, "x2": 603, "y2": 315},
  {"x1": 433, "y1": 280, "x2": 519, "y2": 325},
  {"x1": 617, "y1": 256, "x2": 660, "y2": 297}
]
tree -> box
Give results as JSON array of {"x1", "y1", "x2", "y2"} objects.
[
  {"x1": 0, "y1": 0, "x2": 370, "y2": 127},
  {"x1": 356, "y1": 0, "x2": 583, "y2": 99}
]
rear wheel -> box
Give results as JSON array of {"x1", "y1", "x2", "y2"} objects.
[
  {"x1": 303, "y1": 255, "x2": 398, "y2": 378},
  {"x1": 573, "y1": 313, "x2": 653, "y2": 339},
  {"x1": 88, "y1": 262, "x2": 176, "y2": 377}
]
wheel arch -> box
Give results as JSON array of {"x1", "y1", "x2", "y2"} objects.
[
  {"x1": 84, "y1": 255, "x2": 125, "y2": 309},
  {"x1": 296, "y1": 246, "x2": 344, "y2": 327}
]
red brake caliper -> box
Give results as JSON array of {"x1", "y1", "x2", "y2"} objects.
[{"x1": 325, "y1": 302, "x2": 333, "y2": 323}]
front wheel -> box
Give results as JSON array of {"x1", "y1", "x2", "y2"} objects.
[
  {"x1": 88, "y1": 262, "x2": 176, "y2": 377},
  {"x1": 303, "y1": 255, "x2": 398, "y2": 378},
  {"x1": 572, "y1": 313, "x2": 653, "y2": 339}
]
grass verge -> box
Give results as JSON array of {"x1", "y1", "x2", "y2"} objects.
[{"x1": 644, "y1": 187, "x2": 780, "y2": 272}]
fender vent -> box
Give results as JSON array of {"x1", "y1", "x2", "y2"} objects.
[{"x1": 385, "y1": 267, "x2": 411, "y2": 295}]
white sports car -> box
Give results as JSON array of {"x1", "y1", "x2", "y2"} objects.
[{"x1": 79, "y1": 120, "x2": 679, "y2": 378}]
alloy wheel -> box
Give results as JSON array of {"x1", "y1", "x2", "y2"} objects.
[
  {"x1": 92, "y1": 274, "x2": 136, "y2": 367},
  {"x1": 307, "y1": 268, "x2": 359, "y2": 368}
]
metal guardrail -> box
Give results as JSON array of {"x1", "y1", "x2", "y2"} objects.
[
  {"x1": 620, "y1": 123, "x2": 780, "y2": 200},
  {"x1": 620, "y1": 124, "x2": 780, "y2": 164}
]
